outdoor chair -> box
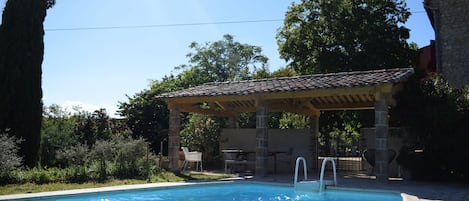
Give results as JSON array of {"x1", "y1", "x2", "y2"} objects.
[
  {"x1": 362, "y1": 148, "x2": 396, "y2": 174},
  {"x1": 181, "y1": 147, "x2": 203, "y2": 172}
]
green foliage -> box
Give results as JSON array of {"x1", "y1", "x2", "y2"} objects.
[
  {"x1": 0, "y1": 172, "x2": 230, "y2": 195},
  {"x1": 73, "y1": 112, "x2": 97, "y2": 146},
  {"x1": 12, "y1": 167, "x2": 63, "y2": 184},
  {"x1": 0, "y1": 133, "x2": 23, "y2": 184},
  {"x1": 41, "y1": 105, "x2": 77, "y2": 167},
  {"x1": 176, "y1": 34, "x2": 268, "y2": 85},
  {"x1": 113, "y1": 136, "x2": 153, "y2": 179},
  {"x1": 319, "y1": 111, "x2": 362, "y2": 156},
  {"x1": 21, "y1": 167, "x2": 53, "y2": 184},
  {"x1": 277, "y1": 0, "x2": 415, "y2": 74},
  {"x1": 118, "y1": 77, "x2": 180, "y2": 153},
  {"x1": 41, "y1": 106, "x2": 129, "y2": 167},
  {"x1": 181, "y1": 114, "x2": 222, "y2": 163},
  {"x1": 279, "y1": 113, "x2": 310, "y2": 129},
  {"x1": 89, "y1": 140, "x2": 114, "y2": 180},
  {"x1": 394, "y1": 73, "x2": 469, "y2": 180},
  {"x1": 56, "y1": 143, "x2": 89, "y2": 167}
]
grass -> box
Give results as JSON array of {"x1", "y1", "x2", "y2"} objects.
[{"x1": 0, "y1": 171, "x2": 231, "y2": 195}]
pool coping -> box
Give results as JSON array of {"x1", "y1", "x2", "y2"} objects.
[
  {"x1": 0, "y1": 180, "x2": 419, "y2": 201},
  {"x1": 0, "y1": 181, "x2": 226, "y2": 200}
]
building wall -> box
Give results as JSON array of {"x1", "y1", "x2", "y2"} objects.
[{"x1": 426, "y1": 0, "x2": 469, "y2": 87}]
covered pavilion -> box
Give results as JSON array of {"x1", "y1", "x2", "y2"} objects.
[{"x1": 159, "y1": 67, "x2": 414, "y2": 181}]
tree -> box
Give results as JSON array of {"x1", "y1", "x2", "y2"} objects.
[
  {"x1": 119, "y1": 35, "x2": 269, "y2": 154},
  {"x1": 276, "y1": 0, "x2": 417, "y2": 156},
  {"x1": 118, "y1": 76, "x2": 179, "y2": 153},
  {"x1": 0, "y1": 0, "x2": 55, "y2": 167},
  {"x1": 175, "y1": 35, "x2": 270, "y2": 157},
  {"x1": 41, "y1": 104, "x2": 77, "y2": 167},
  {"x1": 176, "y1": 34, "x2": 268, "y2": 85},
  {"x1": 394, "y1": 73, "x2": 469, "y2": 180},
  {"x1": 277, "y1": 0, "x2": 414, "y2": 74}
]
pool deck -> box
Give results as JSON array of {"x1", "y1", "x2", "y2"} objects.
[{"x1": 0, "y1": 171, "x2": 467, "y2": 201}]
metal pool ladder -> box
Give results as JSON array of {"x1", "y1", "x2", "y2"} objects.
[{"x1": 294, "y1": 156, "x2": 337, "y2": 192}]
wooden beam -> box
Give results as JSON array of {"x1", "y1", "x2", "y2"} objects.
[
  {"x1": 215, "y1": 101, "x2": 226, "y2": 110},
  {"x1": 261, "y1": 86, "x2": 378, "y2": 100},
  {"x1": 316, "y1": 101, "x2": 375, "y2": 110},
  {"x1": 165, "y1": 94, "x2": 257, "y2": 104},
  {"x1": 301, "y1": 100, "x2": 320, "y2": 116},
  {"x1": 172, "y1": 102, "x2": 237, "y2": 116}
]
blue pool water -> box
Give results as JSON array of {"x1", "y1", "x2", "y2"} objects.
[{"x1": 12, "y1": 182, "x2": 402, "y2": 201}]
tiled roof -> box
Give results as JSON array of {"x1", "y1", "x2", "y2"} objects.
[{"x1": 160, "y1": 68, "x2": 414, "y2": 99}]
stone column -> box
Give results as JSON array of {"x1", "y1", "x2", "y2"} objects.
[
  {"x1": 255, "y1": 97, "x2": 269, "y2": 177},
  {"x1": 310, "y1": 113, "x2": 320, "y2": 171},
  {"x1": 168, "y1": 106, "x2": 181, "y2": 171},
  {"x1": 374, "y1": 95, "x2": 389, "y2": 181}
]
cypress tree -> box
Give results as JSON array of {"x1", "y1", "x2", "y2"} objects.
[{"x1": 0, "y1": 0, "x2": 55, "y2": 167}]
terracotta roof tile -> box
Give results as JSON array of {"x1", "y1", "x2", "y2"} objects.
[{"x1": 160, "y1": 68, "x2": 414, "y2": 99}]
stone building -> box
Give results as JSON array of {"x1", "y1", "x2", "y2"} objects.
[{"x1": 424, "y1": 0, "x2": 469, "y2": 87}]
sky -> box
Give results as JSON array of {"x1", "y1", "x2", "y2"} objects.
[{"x1": 0, "y1": 0, "x2": 434, "y2": 117}]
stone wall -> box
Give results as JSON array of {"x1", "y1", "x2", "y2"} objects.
[
  {"x1": 426, "y1": 0, "x2": 469, "y2": 87},
  {"x1": 220, "y1": 129, "x2": 312, "y2": 173}
]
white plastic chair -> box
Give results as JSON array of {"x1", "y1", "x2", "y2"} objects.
[{"x1": 181, "y1": 147, "x2": 203, "y2": 171}]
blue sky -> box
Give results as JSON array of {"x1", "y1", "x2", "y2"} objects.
[{"x1": 1, "y1": 0, "x2": 433, "y2": 117}]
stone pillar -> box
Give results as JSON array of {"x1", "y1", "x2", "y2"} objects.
[
  {"x1": 374, "y1": 96, "x2": 389, "y2": 181},
  {"x1": 310, "y1": 113, "x2": 320, "y2": 171},
  {"x1": 255, "y1": 97, "x2": 269, "y2": 177},
  {"x1": 168, "y1": 106, "x2": 181, "y2": 171}
]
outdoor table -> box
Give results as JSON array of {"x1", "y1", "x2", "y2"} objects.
[
  {"x1": 222, "y1": 149, "x2": 255, "y2": 173},
  {"x1": 268, "y1": 150, "x2": 288, "y2": 173}
]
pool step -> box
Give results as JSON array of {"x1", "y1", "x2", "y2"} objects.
[{"x1": 294, "y1": 180, "x2": 335, "y2": 191}]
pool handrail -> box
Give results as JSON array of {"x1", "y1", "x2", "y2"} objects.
[
  {"x1": 319, "y1": 157, "x2": 337, "y2": 192},
  {"x1": 294, "y1": 156, "x2": 308, "y2": 186}
]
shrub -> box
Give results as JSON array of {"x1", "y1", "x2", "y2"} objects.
[
  {"x1": 56, "y1": 143, "x2": 89, "y2": 167},
  {"x1": 64, "y1": 165, "x2": 89, "y2": 183},
  {"x1": 181, "y1": 114, "x2": 222, "y2": 164},
  {"x1": 0, "y1": 132, "x2": 23, "y2": 184},
  {"x1": 89, "y1": 140, "x2": 114, "y2": 180},
  {"x1": 395, "y1": 74, "x2": 469, "y2": 181},
  {"x1": 113, "y1": 136, "x2": 151, "y2": 179}
]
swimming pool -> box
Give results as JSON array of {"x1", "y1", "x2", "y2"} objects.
[{"x1": 4, "y1": 182, "x2": 403, "y2": 201}]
